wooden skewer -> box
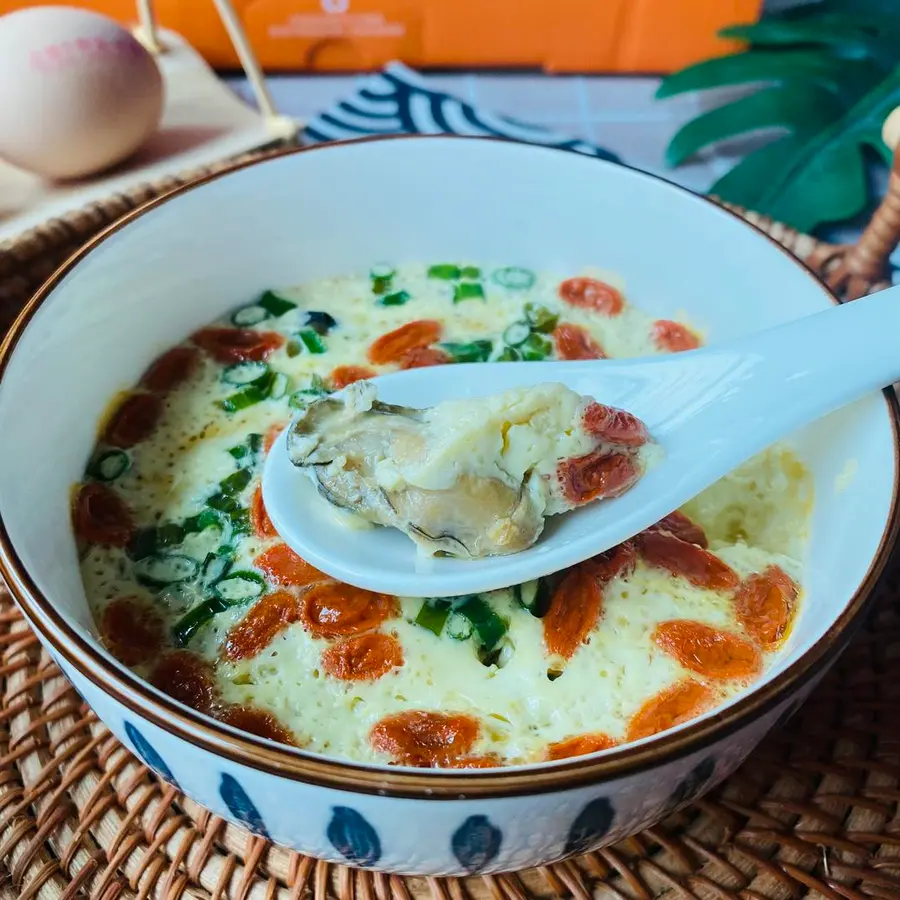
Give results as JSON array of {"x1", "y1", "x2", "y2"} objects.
[
  {"x1": 133, "y1": 0, "x2": 164, "y2": 54},
  {"x1": 211, "y1": 0, "x2": 302, "y2": 141},
  {"x1": 810, "y1": 106, "x2": 900, "y2": 300}
]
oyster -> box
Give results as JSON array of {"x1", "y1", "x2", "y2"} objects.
[{"x1": 287, "y1": 381, "x2": 649, "y2": 559}]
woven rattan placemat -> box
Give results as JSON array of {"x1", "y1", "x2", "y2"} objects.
[{"x1": 0, "y1": 164, "x2": 898, "y2": 900}]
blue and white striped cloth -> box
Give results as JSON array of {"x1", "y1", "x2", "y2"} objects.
[{"x1": 303, "y1": 62, "x2": 620, "y2": 163}]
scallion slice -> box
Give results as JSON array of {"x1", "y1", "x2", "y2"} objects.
[
  {"x1": 289, "y1": 374, "x2": 331, "y2": 410},
  {"x1": 524, "y1": 302, "x2": 559, "y2": 334},
  {"x1": 201, "y1": 551, "x2": 232, "y2": 586},
  {"x1": 89, "y1": 449, "x2": 129, "y2": 482},
  {"x1": 269, "y1": 372, "x2": 290, "y2": 400},
  {"x1": 439, "y1": 340, "x2": 493, "y2": 363},
  {"x1": 213, "y1": 570, "x2": 266, "y2": 603},
  {"x1": 428, "y1": 264, "x2": 461, "y2": 280},
  {"x1": 127, "y1": 522, "x2": 185, "y2": 560},
  {"x1": 258, "y1": 290, "x2": 297, "y2": 317},
  {"x1": 303, "y1": 311, "x2": 337, "y2": 335},
  {"x1": 221, "y1": 371, "x2": 275, "y2": 412},
  {"x1": 231, "y1": 305, "x2": 269, "y2": 327},
  {"x1": 227, "y1": 433, "x2": 262, "y2": 465},
  {"x1": 496, "y1": 346, "x2": 521, "y2": 362},
  {"x1": 134, "y1": 553, "x2": 199, "y2": 589},
  {"x1": 520, "y1": 332, "x2": 552, "y2": 361},
  {"x1": 460, "y1": 265, "x2": 481, "y2": 279},
  {"x1": 223, "y1": 361, "x2": 270, "y2": 385},
  {"x1": 493, "y1": 266, "x2": 536, "y2": 291},
  {"x1": 172, "y1": 596, "x2": 230, "y2": 646},
  {"x1": 287, "y1": 329, "x2": 326, "y2": 357},
  {"x1": 219, "y1": 467, "x2": 252, "y2": 496},
  {"x1": 370, "y1": 265, "x2": 394, "y2": 295},
  {"x1": 370, "y1": 263, "x2": 396, "y2": 280},
  {"x1": 453, "y1": 282, "x2": 485, "y2": 303},
  {"x1": 452, "y1": 595, "x2": 507, "y2": 652},
  {"x1": 415, "y1": 600, "x2": 450, "y2": 636},
  {"x1": 514, "y1": 578, "x2": 552, "y2": 617},
  {"x1": 379, "y1": 290, "x2": 411, "y2": 307},
  {"x1": 502, "y1": 321, "x2": 531, "y2": 347},
  {"x1": 182, "y1": 508, "x2": 221, "y2": 535},
  {"x1": 446, "y1": 611, "x2": 474, "y2": 640}
]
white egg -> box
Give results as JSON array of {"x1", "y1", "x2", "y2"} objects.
[{"x1": 0, "y1": 6, "x2": 164, "y2": 180}]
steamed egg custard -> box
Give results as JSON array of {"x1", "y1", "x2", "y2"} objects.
[
  {"x1": 74, "y1": 263, "x2": 812, "y2": 767},
  {"x1": 288, "y1": 381, "x2": 654, "y2": 558}
]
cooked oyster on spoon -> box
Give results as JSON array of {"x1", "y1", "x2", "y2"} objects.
[{"x1": 263, "y1": 283, "x2": 900, "y2": 597}]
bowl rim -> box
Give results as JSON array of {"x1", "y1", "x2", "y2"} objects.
[{"x1": 1, "y1": 134, "x2": 897, "y2": 800}]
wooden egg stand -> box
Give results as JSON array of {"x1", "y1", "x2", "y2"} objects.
[
  {"x1": 810, "y1": 109, "x2": 900, "y2": 300},
  {"x1": 0, "y1": 0, "x2": 300, "y2": 243}
]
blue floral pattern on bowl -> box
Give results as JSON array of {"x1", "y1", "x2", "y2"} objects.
[
  {"x1": 327, "y1": 807, "x2": 381, "y2": 867},
  {"x1": 220, "y1": 773, "x2": 270, "y2": 839},
  {"x1": 452, "y1": 815, "x2": 503, "y2": 873},
  {"x1": 124, "y1": 720, "x2": 180, "y2": 791},
  {"x1": 565, "y1": 797, "x2": 616, "y2": 856}
]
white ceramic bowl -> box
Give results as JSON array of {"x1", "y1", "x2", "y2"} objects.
[{"x1": 0, "y1": 137, "x2": 896, "y2": 876}]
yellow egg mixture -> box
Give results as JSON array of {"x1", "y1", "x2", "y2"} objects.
[{"x1": 76, "y1": 262, "x2": 813, "y2": 767}]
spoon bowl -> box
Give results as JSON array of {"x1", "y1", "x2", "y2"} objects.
[{"x1": 264, "y1": 282, "x2": 900, "y2": 597}]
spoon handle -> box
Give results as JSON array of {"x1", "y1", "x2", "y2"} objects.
[{"x1": 686, "y1": 283, "x2": 900, "y2": 466}]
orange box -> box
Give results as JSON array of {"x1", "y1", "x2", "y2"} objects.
[{"x1": 0, "y1": 1, "x2": 762, "y2": 73}]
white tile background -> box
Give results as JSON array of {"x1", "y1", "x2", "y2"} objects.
[
  {"x1": 224, "y1": 70, "x2": 892, "y2": 254},
  {"x1": 224, "y1": 73, "x2": 738, "y2": 193}
]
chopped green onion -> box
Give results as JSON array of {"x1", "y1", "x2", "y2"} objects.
[
  {"x1": 227, "y1": 433, "x2": 262, "y2": 465},
  {"x1": 520, "y1": 332, "x2": 552, "y2": 361},
  {"x1": 127, "y1": 522, "x2": 185, "y2": 560},
  {"x1": 289, "y1": 374, "x2": 331, "y2": 410},
  {"x1": 428, "y1": 264, "x2": 461, "y2": 280},
  {"x1": 370, "y1": 266, "x2": 394, "y2": 295},
  {"x1": 287, "y1": 329, "x2": 326, "y2": 357},
  {"x1": 439, "y1": 340, "x2": 493, "y2": 363},
  {"x1": 496, "y1": 346, "x2": 521, "y2": 362},
  {"x1": 219, "y1": 467, "x2": 252, "y2": 496},
  {"x1": 303, "y1": 311, "x2": 337, "y2": 335},
  {"x1": 514, "y1": 578, "x2": 552, "y2": 617},
  {"x1": 493, "y1": 266, "x2": 536, "y2": 291},
  {"x1": 460, "y1": 266, "x2": 482, "y2": 279},
  {"x1": 201, "y1": 551, "x2": 232, "y2": 586},
  {"x1": 415, "y1": 599, "x2": 450, "y2": 636},
  {"x1": 221, "y1": 371, "x2": 275, "y2": 413},
  {"x1": 172, "y1": 596, "x2": 231, "y2": 646},
  {"x1": 134, "y1": 553, "x2": 199, "y2": 589},
  {"x1": 379, "y1": 290, "x2": 411, "y2": 307},
  {"x1": 288, "y1": 391, "x2": 311, "y2": 410},
  {"x1": 89, "y1": 449, "x2": 129, "y2": 482},
  {"x1": 502, "y1": 321, "x2": 531, "y2": 347},
  {"x1": 269, "y1": 372, "x2": 290, "y2": 400},
  {"x1": 207, "y1": 493, "x2": 238, "y2": 513},
  {"x1": 370, "y1": 263, "x2": 396, "y2": 280},
  {"x1": 213, "y1": 570, "x2": 266, "y2": 603},
  {"x1": 231, "y1": 305, "x2": 269, "y2": 327},
  {"x1": 446, "y1": 611, "x2": 474, "y2": 640},
  {"x1": 227, "y1": 507, "x2": 251, "y2": 537},
  {"x1": 453, "y1": 282, "x2": 485, "y2": 303},
  {"x1": 182, "y1": 508, "x2": 221, "y2": 535},
  {"x1": 524, "y1": 303, "x2": 559, "y2": 334},
  {"x1": 452, "y1": 595, "x2": 507, "y2": 652},
  {"x1": 222, "y1": 361, "x2": 269, "y2": 385},
  {"x1": 258, "y1": 290, "x2": 296, "y2": 317}
]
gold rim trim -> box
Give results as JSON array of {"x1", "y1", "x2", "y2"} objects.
[{"x1": 0, "y1": 135, "x2": 898, "y2": 799}]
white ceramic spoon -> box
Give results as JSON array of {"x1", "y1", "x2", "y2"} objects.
[{"x1": 264, "y1": 283, "x2": 900, "y2": 597}]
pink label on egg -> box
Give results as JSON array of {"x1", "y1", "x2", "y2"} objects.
[{"x1": 29, "y1": 35, "x2": 144, "y2": 73}]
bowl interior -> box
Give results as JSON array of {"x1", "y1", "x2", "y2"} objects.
[{"x1": 0, "y1": 136, "x2": 895, "y2": 751}]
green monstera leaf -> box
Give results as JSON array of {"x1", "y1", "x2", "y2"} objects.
[{"x1": 658, "y1": 0, "x2": 900, "y2": 233}]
